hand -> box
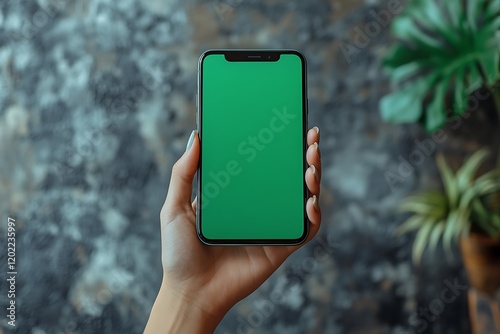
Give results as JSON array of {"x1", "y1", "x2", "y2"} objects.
[{"x1": 145, "y1": 127, "x2": 322, "y2": 333}]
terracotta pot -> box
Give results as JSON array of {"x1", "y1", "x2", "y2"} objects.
[{"x1": 460, "y1": 232, "x2": 500, "y2": 297}]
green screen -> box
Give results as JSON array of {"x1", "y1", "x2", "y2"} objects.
[{"x1": 200, "y1": 52, "x2": 306, "y2": 242}]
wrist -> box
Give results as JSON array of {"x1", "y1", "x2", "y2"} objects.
[
  {"x1": 145, "y1": 277, "x2": 223, "y2": 334},
  {"x1": 164, "y1": 280, "x2": 223, "y2": 332}
]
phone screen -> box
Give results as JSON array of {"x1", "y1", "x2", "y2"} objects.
[{"x1": 198, "y1": 50, "x2": 308, "y2": 244}]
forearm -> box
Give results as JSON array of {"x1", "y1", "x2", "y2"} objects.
[{"x1": 144, "y1": 278, "x2": 222, "y2": 334}]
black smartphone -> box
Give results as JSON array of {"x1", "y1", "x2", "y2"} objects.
[{"x1": 197, "y1": 49, "x2": 308, "y2": 245}]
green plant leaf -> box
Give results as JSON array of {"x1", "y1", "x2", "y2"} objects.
[
  {"x1": 425, "y1": 79, "x2": 448, "y2": 131},
  {"x1": 396, "y1": 215, "x2": 426, "y2": 235},
  {"x1": 398, "y1": 148, "x2": 500, "y2": 262},
  {"x1": 459, "y1": 183, "x2": 497, "y2": 213},
  {"x1": 456, "y1": 149, "x2": 490, "y2": 192},
  {"x1": 428, "y1": 222, "x2": 445, "y2": 253},
  {"x1": 442, "y1": 210, "x2": 459, "y2": 256},
  {"x1": 470, "y1": 174, "x2": 500, "y2": 199},
  {"x1": 380, "y1": 78, "x2": 429, "y2": 123},
  {"x1": 479, "y1": 53, "x2": 500, "y2": 85},
  {"x1": 436, "y1": 153, "x2": 458, "y2": 208},
  {"x1": 455, "y1": 207, "x2": 471, "y2": 238},
  {"x1": 452, "y1": 68, "x2": 468, "y2": 115},
  {"x1": 492, "y1": 214, "x2": 500, "y2": 229},
  {"x1": 444, "y1": 1, "x2": 463, "y2": 28},
  {"x1": 389, "y1": 15, "x2": 443, "y2": 57},
  {"x1": 412, "y1": 222, "x2": 434, "y2": 264},
  {"x1": 380, "y1": 0, "x2": 500, "y2": 131},
  {"x1": 485, "y1": 0, "x2": 500, "y2": 18},
  {"x1": 475, "y1": 169, "x2": 500, "y2": 186},
  {"x1": 413, "y1": 0, "x2": 461, "y2": 45},
  {"x1": 476, "y1": 215, "x2": 498, "y2": 235},
  {"x1": 467, "y1": 0, "x2": 487, "y2": 31},
  {"x1": 398, "y1": 191, "x2": 447, "y2": 217},
  {"x1": 472, "y1": 198, "x2": 490, "y2": 224},
  {"x1": 473, "y1": 199, "x2": 500, "y2": 236}
]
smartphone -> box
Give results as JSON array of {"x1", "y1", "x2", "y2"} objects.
[{"x1": 196, "y1": 49, "x2": 308, "y2": 245}]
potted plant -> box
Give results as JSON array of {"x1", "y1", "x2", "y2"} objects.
[
  {"x1": 378, "y1": 0, "x2": 500, "y2": 295},
  {"x1": 397, "y1": 149, "x2": 500, "y2": 296},
  {"x1": 379, "y1": 0, "x2": 500, "y2": 131},
  {"x1": 379, "y1": 0, "x2": 500, "y2": 329}
]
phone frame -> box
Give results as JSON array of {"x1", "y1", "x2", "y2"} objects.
[{"x1": 196, "y1": 49, "x2": 309, "y2": 245}]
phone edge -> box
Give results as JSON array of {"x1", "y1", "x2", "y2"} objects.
[{"x1": 196, "y1": 49, "x2": 309, "y2": 246}]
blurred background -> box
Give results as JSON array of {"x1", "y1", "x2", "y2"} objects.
[{"x1": 1, "y1": 0, "x2": 500, "y2": 333}]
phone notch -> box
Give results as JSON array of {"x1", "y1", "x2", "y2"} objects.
[{"x1": 224, "y1": 51, "x2": 280, "y2": 62}]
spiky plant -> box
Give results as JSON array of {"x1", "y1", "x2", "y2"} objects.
[
  {"x1": 397, "y1": 149, "x2": 500, "y2": 263},
  {"x1": 380, "y1": 0, "x2": 500, "y2": 131}
]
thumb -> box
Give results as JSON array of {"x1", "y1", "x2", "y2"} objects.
[{"x1": 162, "y1": 130, "x2": 199, "y2": 219}]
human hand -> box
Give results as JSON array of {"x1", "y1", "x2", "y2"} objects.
[{"x1": 145, "y1": 127, "x2": 322, "y2": 333}]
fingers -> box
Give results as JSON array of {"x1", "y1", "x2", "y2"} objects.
[
  {"x1": 161, "y1": 131, "x2": 200, "y2": 222},
  {"x1": 306, "y1": 127, "x2": 321, "y2": 177},
  {"x1": 306, "y1": 195, "x2": 321, "y2": 227},
  {"x1": 303, "y1": 127, "x2": 322, "y2": 245},
  {"x1": 307, "y1": 126, "x2": 320, "y2": 146},
  {"x1": 304, "y1": 195, "x2": 322, "y2": 242},
  {"x1": 192, "y1": 197, "x2": 197, "y2": 213},
  {"x1": 306, "y1": 142, "x2": 321, "y2": 179},
  {"x1": 286, "y1": 195, "x2": 322, "y2": 254},
  {"x1": 306, "y1": 127, "x2": 321, "y2": 198},
  {"x1": 305, "y1": 165, "x2": 320, "y2": 196}
]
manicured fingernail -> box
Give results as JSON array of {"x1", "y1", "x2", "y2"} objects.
[
  {"x1": 313, "y1": 195, "x2": 319, "y2": 211},
  {"x1": 314, "y1": 142, "x2": 320, "y2": 155},
  {"x1": 311, "y1": 165, "x2": 319, "y2": 182},
  {"x1": 186, "y1": 130, "x2": 195, "y2": 152},
  {"x1": 314, "y1": 126, "x2": 319, "y2": 136}
]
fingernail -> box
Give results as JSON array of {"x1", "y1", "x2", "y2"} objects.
[
  {"x1": 311, "y1": 165, "x2": 319, "y2": 182},
  {"x1": 186, "y1": 130, "x2": 195, "y2": 152},
  {"x1": 313, "y1": 195, "x2": 319, "y2": 211},
  {"x1": 314, "y1": 142, "x2": 320, "y2": 155},
  {"x1": 314, "y1": 126, "x2": 320, "y2": 136}
]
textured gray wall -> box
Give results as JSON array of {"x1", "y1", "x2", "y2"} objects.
[{"x1": 3, "y1": 0, "x2": 497, "y2": 333}]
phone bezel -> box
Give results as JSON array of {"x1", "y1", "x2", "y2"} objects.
[{"x1": 196, "y1": 49, "x2": 309, "y2": 245}]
